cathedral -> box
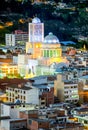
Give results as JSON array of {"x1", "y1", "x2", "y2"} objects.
[{"x1": 18, "y1": 17, "x2": 68, "y2": 77}]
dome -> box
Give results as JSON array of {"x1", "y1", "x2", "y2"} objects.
[
  {"x1": 32, "y1": 17, "x2": 41, "y2": 23},
  {"x1": 44, "y1": 32, "x2": 59, "y2": 44}
]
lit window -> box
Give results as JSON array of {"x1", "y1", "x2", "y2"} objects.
[{"x1": 36, "y1": 45, "x2": 38, "y2": 48}]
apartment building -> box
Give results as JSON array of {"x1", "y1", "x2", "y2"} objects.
[
  {"x1": 54, "y1": 74, "x2": 79, "y2": 103},
  {"x1": 6, "y1": 83, "x2": 39, "y2": 104},
  {"x1": 29, "y1": 75, "x2": 55, "y2": 106},
  {"x1": 5, "y1": 75, "x2": 55, "y2": 106},
  {"x1": 5, "y1": 30, "x2": 28, "y2": 46}
]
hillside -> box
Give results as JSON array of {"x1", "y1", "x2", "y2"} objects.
[{"x1": 0, "y1": 0, "x2": 88, "y2": 48}]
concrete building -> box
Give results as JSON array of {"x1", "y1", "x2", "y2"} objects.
[
  {"x1": 0, "y1": 103, "x2": 37, "y2": 118},
  {"x1": 29, "y1": 75, "x2": 55, "y2": 106},
  {"x1": 18, "y1": 54, "x2": 38, "y2": 77},
  {"x1": 54, "y1": 74, "x2": 79, "y2": 103},
  {"x1": 6, "y1": 83, "x2": 39, "y2": 104},
  {"x1": 5, "y1": 30, "x2": 28, "y2": 46},
  {"x1": 5, "y1": 75, "x2": 55, "y2": 106},
  {"x1": 1, "y1": 118, "x2": 27, "y2": 130}
]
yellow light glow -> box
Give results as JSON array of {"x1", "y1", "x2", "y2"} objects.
[
  {"x1": 69, "y1": 117, "x2": 78, "y2": 122},
  {"x1": 19, "y1": 19, "x2": 25, "y2": 24},
  {"x1": 3, "y1": 66, "x2": 7, "y2": 69},
  {"x1": 25, "y1": 73, "x2": 35, "y2": 78},
  {"x1": 38, "y1": 55, "x2": 40, "y2": 58},
  {"x1": 3, "y1": 64, "x2": 9, "y2": 67},
  {"x1": 30, "y1": 45, "x2": 32, "y2": 48},
  {"x1": 36, "y1": 45, "x2": 38, "y2": 48},
  {"x1": 5, "y1": 22, "x2": 13, "y2": 26},
  {"x1": 0, "y1": 25, "x2": 4, "y2": 29}
]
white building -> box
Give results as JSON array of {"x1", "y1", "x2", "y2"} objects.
[
  {"x1": 6, "y1": 83, "x2": 39, "y2": 104},
  {"x1": 0, "y1": 103, "x2": 37, "y2": 119},
  {"x1": 1, "y1": 103, "x2": 19, "y2": 119},
  {"x1": 29, "y1": 17, "x2": 44, "y2": 43},
  {"x1": 18, "y1": 54, "x2": 38, "y2": 77},
  {"x1": 5, "y1": 33, "x2": 28, "y2": 46}
]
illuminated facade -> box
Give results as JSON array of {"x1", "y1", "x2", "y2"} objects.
[
  {"x1": 40, "y1": 32, "x2": 62, "y2": 66},
  {"x1": 26, "y1": 17, "x2": 44, "y2": 59},
  {"x1": 29, "y1": 17, "x2": 44, "y2": 43},
  {"x1": 21, "y1": 17, "x2": 68, "y2": 77},
  {"x1": 26, "y1": 17, "x2": 67, "y2": 62},
  {"x1": 0, "y1": 64, "x2": 18, "y2": 78}
]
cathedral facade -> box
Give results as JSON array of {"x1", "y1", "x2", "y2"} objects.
[{"x1": 18, "y1": 17, "x2": 68, "y2": 77}]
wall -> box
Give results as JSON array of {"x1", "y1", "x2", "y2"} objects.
[
  {"x1": 1, "y1": 104, "x2": 10, "y2": 117},
  {"x1": 54, "y1": 74, "x2": 64, "y2": 102},
  {"x1": 26, "y1": 87, "x2": 39, "y2": 104}
]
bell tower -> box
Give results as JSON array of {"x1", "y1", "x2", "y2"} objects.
[
  {"x1": 26, "y1": 17, "x2": 44, "y2": 59},
  {"x1": 29, "y1": 17, "x2": 44, "y2": 43}
]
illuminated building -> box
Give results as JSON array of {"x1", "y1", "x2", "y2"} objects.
[
  {"x1": 0, "y1": 92, "x2": 7, "y2": 102},
  {"x1": 78, "y1": 75, "x2": 88, "y2": 104},
  {"x1": 26, "y1": 17, "x2": 44, "y2": 59},
  {"x1": 0, "y1": 58, "x2": 18, "y2": 78},
  {"x1": 22, "y1": 17, "x2": 68, "y2": 77},
  {"x1": 26, "y1": 17, "x2": 64, "y2": 63},
  {"x1": 0, "y1": 17, "x2": 68, "y2": 78}
]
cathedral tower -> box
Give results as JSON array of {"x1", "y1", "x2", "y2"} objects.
[{"x1": 26, "y1": 17, "x2": 44, "y2": 59}]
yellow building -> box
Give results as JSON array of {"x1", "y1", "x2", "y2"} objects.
[
  {"x1": 26, "y1": 17, "x2": 67, "y2": 66},
  {"x1": 18, "y1": 17, "x2": 69, "y2": 77}
]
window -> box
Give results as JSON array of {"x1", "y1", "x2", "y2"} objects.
[
  {"x1": 47, "y1": 50, "x2": 49, "y2": 57},
  {"x1": 64, "y1": 91, "x2": 68, "y2": 94},
  {"x1": 29, "y1": 120, "x2": 32, "y2": 125},
  {"x1": 50, "y1": 50, "x2": 52, "y2": 57},
  {"x1": 65, "y1": 95, "x2": 69, "y2": 98},
  {"x1": 11, "y1": 106, "x2": 14, "y2": 109},
  {"x1": 24, "y1": 96, "x2": 25, "y2": 100},
  {"x1": 44, "y1": 50, "x2": 46, "y2": 57},
  {"x1": 39, "y1": 122, "x2": 42, "y2": 125}
]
